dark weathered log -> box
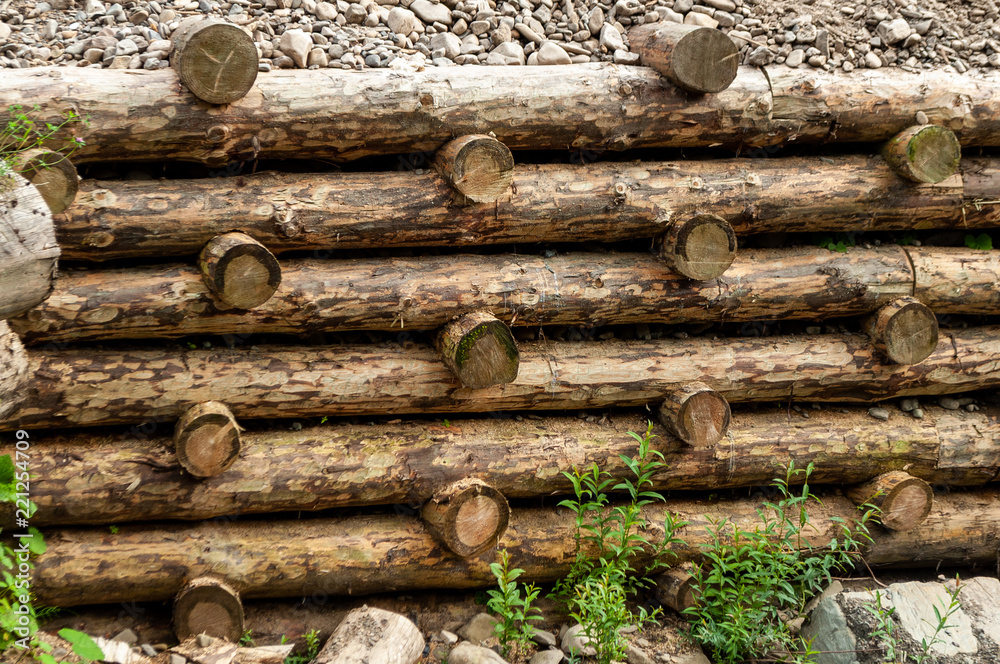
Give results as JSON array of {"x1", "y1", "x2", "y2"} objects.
[
  {"x1": 174, "y1": 401, "x2": 241, "y2": 478},
  {"x1": 657, "y1": 383, "x2": 730, "y2": 448},
  {"x1": 846, "y1": 471, "x2": 933, "y2": 532},
  {"x1": 7, "y1": 327, "x2": 1000, "y2": 430},
  {"x1": 170, "y1": 17, "x2": 258, "y2": 105},
  {"x1": 421, "y1": 479, "x2": 510, "y2": 558},
  {"x1": 0, "y1": 322, "x2": 29, "y2": 421},
  {"x1": 653, "y1": 567, "x2": 699, "y2": 613},
  {"x1": 173, "y1": 576, "x2": 245, "y2": 642},
  {"x1": 0, "y1": 173, "x2": 58, "y2": 321},
  {"x1": 315, "y1": 607, "x2": 423, "y2": 664},
  {"x1": 436, "y1": 312, "x2": 519, "y2": 389},
  {"x1": 882, "y1": 125, "x2": 961, "y2": 184},
  {"x1": 30, "y1": 489, "x2": 1000, "y2": 607},
  {"x1": 198, "y1": 232, "x2": 281, "y2": 309},
  {"x1": 13, "y1": 246, "x2": 999, "y2": 345},
  {"x1": 54, "y1": 156, "x2": 1000, "y2": 261},
  {"x1": 863, "y1": 297, "x2": 939, "y2": 366},
  {"x1": 629, "y1": 23, "x2": 739, "y2": 93},
  {"x1": 434, "y1": 135, "x2": 514, "y2": 204},
  {"x1": 656, "y1": 213, "x2": 737, "y2": 280},
  {"x1": 12, "y1": 148, "x2": 79, "y2": 214},
  {"x1": 10, "y1": 404, "x2": 999, "y2": 526}
]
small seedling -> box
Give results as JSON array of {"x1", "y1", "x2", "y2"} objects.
[
  {"x1": 486, "y1": 548, "x2": 542, "y2": 658},
  {"x1": 965, "y1": 233, "x2": 992, "y2": 251}
]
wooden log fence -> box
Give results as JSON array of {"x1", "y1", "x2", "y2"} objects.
[
  {"x1": 30, "y1": 488, "x2": 1000, "y2": 607},
  {"x1": 7, "y1": 405, "x2": 998, "y2": 527},
  {"x1": 54, "y1": 156, "x2": 1000, "y2": 261},
  {"x1": 5, "y1": 327, "x2": 1000, "y2": 430}
]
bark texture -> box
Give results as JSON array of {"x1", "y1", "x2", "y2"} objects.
[
  {"x1": 13, "y1": 246, "x2": 999, "y2": 345},
  {"x1": 0, "y1": 173, "x2": 58, "y2": 321},
  {"x1": 30, "y1": 489, "x2": 1000, "y2": 607},
  {"x1": 13, "y1": 148, "x2": 79, "y2": 214},
  {"x1": 0, "y1": 322, "x2": 29, "y2": 422},
  {"x1": 629, "y1": 22, "x2": 739, "y2": 93},
  {"x1": 54, "y1": 156, "x2": 1000, "y2": 261},
  {"x1": 8, "y1": 404, "x2": 1000, "y2": 526},
  {"x1": 8, "y1": 327, "x2": 1000, "y2": 430}
]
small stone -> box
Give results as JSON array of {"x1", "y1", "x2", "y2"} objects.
[
  {"x1": 85, "y1": 0, "x2": 106, "y2": 15},
  {"x1": 532, "y1": 630, "x2": 557, "y2": 648},
  {"x1": 939, "y1": 397, "x2": 961, "y2": 410},
  {"x1": 868, "y1": 407, "x2": 890, "y2": 421},
  {"x1": 536, "y1": 40, "x2": 571, "y2": 64},
  {"x1": 864, "y1": 51, "x2": 882, "y2": 68},
  {"x1": 364, "y1": 53, "x2": 381, "y2": 67},
  {"x1": 599, "y1": 23, "x2": 624, "y2": 52},
  {"x1": 561, "y1": 624, "x2": 596, "y2": 657},
  {"x1": 411, "y1": 0, "x2": 452, "y2": 25},
  {"x1": 878, "y1": 17, "x2": 912, "y2": 45},
  {"x1": 457, "y1": 613, "x2": 500, "y2": 645},
  {"x1": 273, "y1": 54, "x2": 295, "y2": 68},
  {"x1": 486, "y1": 41, "x2": 524, "y2": 65},
  {"x1": 701, "y1": 0, "x2": 735, "y2": 11},
  {"x1": 530, "y1": 651, "x2": 564, "y2": 664},
  {"x1": 84, "y1": 48, "x2": 105, "y2": 62},
  {"x1": 141, "y1": 645, "x2": 158, "y2": 657},
  {"x1": 307, "y1": 47, "x2": 329, "y2": 66},
  {"x1": 345, "y1": 3, "x2": 367, "y2": 23},
  {"x1": 115, "y1": 38, "x2": 138, "y2": 55},
  {"x1": 109, "y1": 55, "x2": 133, "y2": 68},
  {"x1": 587, "y1": 7, "x2": 603, "y2": 36},
  {"x1": 452, "y1": 18, "x2": 467, "y2": 34},
  {"x1": 684, "y1": 12, "x2": 718, "y2": 28},
  {"x1": 613, "y1": 48, "x2": 640, "y2": 64},
  {"x1": 627, "y1": 644, "x2": 654, "y2": 664},
  {"x1": 747, "y1": 45, "x2": 774, "y2": 66},
  {"x1": 143, "y1": 57, "x2": 162, "y2": 69},
  {"x1": 441, "y1": 630, "x2": 459, "y2": 645},
  {"x1": 785, "y1": 48, "x2": 805, "y2": 67},
  {"x1": 430, "y1": 31, "x2": 461, "y2": 58},
  {"x1": 315, "y1": 1, "x2": 338, "y2": 20},
  {"x1": 912, "y1": 408, "x2": 925, "y2": 419},
  {"x1": 147, "y1": 39, "x2": 172, "y2": 54},
  {"x1": 113, "y1": 629, "x2": 138, "y2": 645},
  {"x1": 448, "y1": 643, "x2": 508, "y2": 664},
  {"x1": 280, "y1": 29, "x2": 313, "y2": 67},
  {"x1": 490, "y1": 22, "x2": 511, "y2": 45},
  {"x1": 900, "y1": 398, "x2": 918, "y2": 412},
  {"x1": 196, "y1": 634, "x2": 213, "y2": 648},
  {"x1": 807, "y1": 55, "x2": 826, "y2": 67},
  {"x1": 388, "y1": 7, "x2": 422, "y2": 35},
  {"x1": 170, "y1": 655, "x2": 186, "y2": 664}
]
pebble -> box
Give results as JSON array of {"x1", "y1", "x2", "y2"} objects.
[
  {"x1": 113, "y1": 629, "x2": 138, "y2": 645},
  {"x1": 140, "y1": 645, "x2": 158, "y2": 657},
  {"x1": 486, "y1": 40, "x2": 524, "y2": 65},
  {"x1": 387, "y1": 7, "x2": 421, "y2": 35},
  {"x1": 785, "y1": 48, "x2": 805, "y2": 67},
  {"x1": 911, "y1": 408, "x2": 925, "y2": 419},
  {"x1": 684, "y1": 12, "x2": 718, "y2": 29},
  {"x1": 878, "y1": 18, "x2": 912, "y2": 45},
  {"x1": 864, "y1": 51, "x2": 883, "y2": 68},
  {"x1": 939, "y1": 397, "x2": 961, "y2": 410},
  {"x1": 868, "y1": 407, "x2": 890, "y2": 421},
  {"x1": 899, "y1": 398, "x2": 918, "y2": 412},
  {"x1": 170, "y1": 655, "x2": 186, "y2": 664},
  {"x1": 599, "y1": 23, "x2": 624, "y2": 52},
  {"x1": 410, "y1": 0, "x2": 451, "y2": 26},
  {"x1": 536, "y1": 40, "x2": 571, "y2": 64},
  {"x1": 280, "y1": 29, "x2": 313, "y2": 67}
]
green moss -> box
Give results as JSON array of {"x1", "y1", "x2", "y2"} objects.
[{"x1": 454, "y1": 321, "x2": 517, "y2": 369}]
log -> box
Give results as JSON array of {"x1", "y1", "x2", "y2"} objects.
[
  {"x1": 0, "y1": 322, "x2": 29, "y2": 421},
  {"x1": 656, "y1": 213, "x2": 737, "y2": 280},
  {"x1": 0, "y1": 172, "x2": 58, "y2": 320},
  {"x1": 198, "y1": 232, "x2": 281, "y2": 309},
  {"x1": 8, "y1": 326, "x2": 1000, "y2": 430},
  {"x1": 433, "y1": 135, "x2": 514, "y2": 203},
  {"x1": 173, "y1": 577, "x2": 245, "y2": 642},
  {"x1": 53, "y1": 156, "x2": 1000, "y2": 261},
  {"x1": 21, "y1": 246, "x2": 1000, "y2": 345},
  {"x1": 173, "y1": 401, "x2": 242, "y2": 478},
  {"x1": 436, "y1": 312, "x2": 519, "y2": 389},
  {"x1": 170, "y1": 17, "x2": 258, "y2": 105},
  {"x1": 629, "y1": 23, "x2": 739, "y2": 93},
  {"x1": 657, "y1": 383, "x2": 730, "y2": 448},
  {"x1": 11, "y1": 148, "x2": 79, "y2": 214},
  {"x1": 882, "y1": 125, "x2": 962, "y2": 184},
  {"x1": 29, "y1": 489, "x2": 1000, "y2": 607},
  {"x1": 653, "y1": 567, "x2": 699, "y2": 613},
  {"x1": 846, "y1": 471, "x2": 933, "y2": 532},
  {"x1": 420, "y1": 479, "x2": 510, "y2": 557},
  {"x1": 314, "y1": 607, "x2": 423, "y2": 664},
  {"x1": 3, "y1": 66, "x2": 999, "y2": 166},
  {"x1": 863, "y1": 297, "x2": 939, "y2": 365},
  {"x1": 172, "y1": 637, "x2": 294, "y2": 664},
  {"x1": 11, "y1": 403, "x2": 999, "y2": 526}
]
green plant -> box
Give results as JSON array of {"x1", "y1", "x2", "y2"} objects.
[
  {"x1": 283, "y1": 629, "x2": 321, "y2": 664},
  {"x1": 0, "y1": 104, "x2": 87, "y2": 182},
  {"x1": 108, "y1": 525, "x2": 119, "y2": 535},
  {"x1": 861, "y1": 589, "x2": 900, "y2": 663},
  {"x1": 914, "y1": 577, "x2": 962, "y2": 664},
  {"x1": 814, "y1": 232, "x2": 856, "y2": 253},
  {"x1": 861, "y1": 576, "x2": 962, "y2": 663},
  {"x1": 239, "y1": 629, "x2": 255, "y2": 647},
  {"x1": 486, "y1": 548, "x2": 542, "y2": 658},
  {"x1": 964, "y1": 233, "x2": 992, "y2": 251},
  {"x1": 683, "y1": 462, "x2": 877, "y2": 664}
]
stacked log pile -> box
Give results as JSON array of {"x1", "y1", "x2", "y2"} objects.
[{"x1": 2, "y1": 50, "x2": 1000, "y2": 646}]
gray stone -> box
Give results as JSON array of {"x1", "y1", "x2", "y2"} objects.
[
  {"x1": 785, "y1": 48, "x2": 805, "y2": 67},
  {"x1": 0, "y1": 23, "x2": 13, "y2": 41},
  {"x1": 115, "y1": 38, "x2": 138, "y2": 55},
  {"x1": 627, "y1": 644, "x2": 654, "y2": 664},
  {"x1": 940, "y1": 397, "x2": 961, "y2": 410},
  {"x1": 599, "y1": 23, "x2": 624, "y2": 52},
  {"x1": 613, "y1": 48, "x2": 640, "y2": 64},
  {"x1": 448, "y1": 642, "x2": 509, "y2": 664},
  {"x1": 956, "y1": 577, "x2": 1000, "y2": 646},
  {"x1": 890, "y1": 582, "x2": 976, "y2": 657},
  {"x1": 912, "y1": 408, "x2": 924, "y2": 419},
  {"x1": 345, "y1": 3, "x2": 367, "y2": 23},
  {"x1": 85, "y1": 0, "x2": 106, "y2": 15},
  {"x1": 308, "y1": 47, "x2": 329, "y2": 67},
  {"x1": 536, "y1": 40, "x2": 571, "y2": 64},
  {"x1": 470, "y1": 20, "x2": 490, "y2": 35},
  {"x1": 514, "y1": 23, "x2": 543, "y2": 44},
  {"x1": 280, "y1": 29, "x2": 312, "y2": 67},
  {"x1": 701, "y1": 0, "x2": 735, "y2": 11},
  {"x1": 747, "y1": 45, "x2": 774, "y2": 66},
  {"x1": 411, "y1": 0, "x2": 452, "y2": 25},
  {"x1": 457, "y1": 613, "x2": 500, "y2": 645},
  {"x1": 388, "y1": 7, "x2": 422, "y2": 35},
  {"x1": 315, "y1": 1, "x2": 338, "y2": 20},
  {"x1": 899, "y1": 398, "x2": 918, "y2": 412},
  {"x1": 485, "y1": 41, "x2": 524, "y2": 65},
  {"x1": 147, "y1": 39, "x2": 172, "y2": 54},
  {"x1": 864, "y1": 51, "x2": 882, "y2": 68},
  {"x1": 800, "y1": 597, "x2": 857, "y2": 664},
  {"x1": 141, "y1": 645, "x2": 158, "y2": 657},
  {"x1": 878, "y1": 18, "x2": 912, "y2": 45},
  {"x1": 169, "y1": 655, "x2": 186, "y2": 664},
  {"x1": 684, "y1": 12, "x2": 718, "y2": 28},
  {"x1": 441, "y1": 630, "x2": 459, "y2": 645},
  {"x1": 113, "y1": 629, "x2": 138, "y2": 645},
  {"x1": 490, "y1": 23, "x2": 511, "y2": 45},
  {"x1": 531, "y1": 629, "x2": 557, "y2": 648},
  {"x1": 674, "y1": 652, "x2": 711, "y2": 664},
  {"x1": 529, "y1": 651, "x2": 563, "y2": 664},
  {"x1": 587, "y1": 7, "x2": 603, "y2": 36},
  {"x1": 561, "y1": 624, "x2": 595, "y2": 657},
  {"x1": 867, "y1": 406, "x2": 890, "y2": 421},
  {"x1": 431, "y1": 31, "x2": 461, "y2": 58},
  {"x1": 364, "y1": 53, "x2": 381, "y2": 67}
]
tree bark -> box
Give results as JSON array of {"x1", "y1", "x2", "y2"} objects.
[
  {"x1": 54, "y1": 155, "x2": 1000, "y2": 262},
  {"x1": 433, "y1": 135, "x2": 514, "y2": 204},
  {"x1": 629, "y1": 23, "x2": 739, "y2": 93},
  {"x1": 862, "y1": 297, "x2": 939, "y2": 366},
  {"x1": 170, "y1": 17, "x2": 258, "y2": 105},
  {"x1": 0, "y1": 322, "x2": 29, "y2": 422},
  {"x1": 420, "y1": 479, "x2": 510, "y2": 558},
  {"x1": 173, "y1": 401, "x2": 242, "y2": 478},
  {"x1": 656, "y1": 382, "x2": 730, "y2": 448},
  {"x1": 198, "y1": 232, "x2": 281, "y2": 309},
  {"x1": 29, "y1": 489, "x2": 1000, "y2": 607},
  {"x1": 882, "y1": 125, "x2": 961, "y2": 184},
  {"x1": 12, "y1": 148, "x2": 79, "y2": 214},
  {"x1": 0, "y1": 173, "x2": 58, "y2": 321},
  {"x1": 314, "y1": 607, "x2": 423, "y2": 664},
  {"x1": 846, "y1": 471, "x2": 934, "y2": 532},
  {"x1": 12, "y1": 246, "x2": 999, "y2": 345},
  {"x1": 173, "y1": 576, "x2": 245, "y2": 642},
  {"x1": 3, "y1": 65, "x2": 998, "y2": 166},
  {"x1": 8, "y1": 327, "x2": 1000, "y2": 430},
  {"x1": 436, "y1": 311, "x2": 520, "y2": 389}
]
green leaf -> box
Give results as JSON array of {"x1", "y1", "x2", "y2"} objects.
[
  {"x1": 0, "y1": 455, "x2": 15, "y2": 503},
  {"x1": 58, "y1": 629, "x2": 104, "y2": 661},
  {"x1": 26, "y1": 528, "x2": 46, "y2": 555}
]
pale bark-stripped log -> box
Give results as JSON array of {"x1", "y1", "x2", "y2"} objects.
[
  {"x1": 863, "y1": 297, "x2": 939, "y2": 366},
  {"x1": 315, "y1": 607, "x2": 424, "y2": 664},
  {"x1": 654, "y1": 567, "x2": 699, "y2": 613},
  {"x1": 0, "y1": 322, "x2": 29, "y2": 422},
  {"x1": 0, "y1": 173, "x2": 59, "y2": 320},
  {"x1": 170, "y1": 17, "x2": 258, "y2": 105},
  {"x1": 846, "y1": 471, "x2": 934, "y2": 532},
  {"x1": 3, "y1": 65, "x2": 999, "y2": 166},
  {"x1": 433, "y1": 135, "x2": 514, "y2": 204},
  {"x1": 436, "y1": 312, "x2": 520, "y2": 389},
  {"x1": 29, "y1": 489, "x2": 1000, "y2": 607},
  {"x1": 629, "y1": 23, "x2": 739, "y2": 93},
  {"x1": 173, "y1": 401, "x2": 241, "y2": 478},
  {"x1": 53, "y1": 156, "x2": 1000, "y2": 262},
  {"x1": 12, "y1": 148, "x2": 79, "y2": 214},
  {"x1": 198, "y1": 232, "x2": 281, "y2": 309},
  {"x1": 9, "y1": 404, "x2": 998, "y2": 527},
  {"x1": 882, "y1": 125, "x2": 961, "y2": 184},
  {"x1": 657, "y1": 383, "x2": 730, "y2": 447},
  {"x1": 420, "y1": 479, "x2": 510, "y2": 558},
  {"x1": 12, "y1": 246, "x2": 999, "y2": 345},
  {"x1": 173, "y1": 577, "x2": 245, "y2": 642},
  {"x1": 656, "y1": 213, "x2": 737, "y2": 280},
  {"x1": 7, "y1": 327, "x2": 1000, "y2": 431},
  {"x1": 172, "y1": 637, "x2": 294, "y2": 664}
]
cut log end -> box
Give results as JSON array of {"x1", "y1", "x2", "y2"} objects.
[
  {"x1": 173, "y1": 401, "x2": 241, "y2": 478},
  {"x1": 437, "y1": 311, "x2": 519, "y2": 389},
  {"x1": 199, "y1": 232, "x2": 281, "y2": 309},
  {"x1": 14, "y1": 149, "x2": 79, "y2": 214},
  {"x1": 630, "y1": 23, "x2": 739, "y2": 93},
  {"x1": 421, "y1": 479, "x2": 510, "y2": 557},
  {"x1": 171, "y1": 17, "x2": 258, "y2": 104},
  {"x1": 865, "y1": 297, "x2": 939, "y2": 365},
  {"x1": 658, "y1": 382, "x2": 731, "y2": 447},
  {"x1": 653, "y1": 568, "x2": 699, "y2": 613},
  {"x1": 882, "y1": 124, "x2": 961, "y2": 184},
  {"x1": 847, "y1": 471, "x2": 933, "y2": 532},
  {"x1": 173, "y1": 577, "x2": 245, "y2": 642},
  {"x1": 435, "y1": 135, "x2": 514, "y2": 203},
  {"x1": 657, "y1": 213, "x2": 737, "y2": 280}
]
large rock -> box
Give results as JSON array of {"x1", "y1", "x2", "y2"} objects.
[
  {"x1": 485, "y1": 41, "x2": 524, "y2": 65},
  {"x1": 430, "y1": 32, "x2": 462, "y2": 59},
  {"x1": 387, "y1": 7, "x2": 422, "y2": 35},
  {"x1": 410, "y1": 0, "x2": 452, "y2": 25},
  {"x1": 448, "y1": 642, "x2": 508, "y2": 664},
  {"x1": 535, "y1": 41, "x2": 571, "y2": 65},
  {"x1": 280, "y1": 29, "x2": 312, "y2": 68}
]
